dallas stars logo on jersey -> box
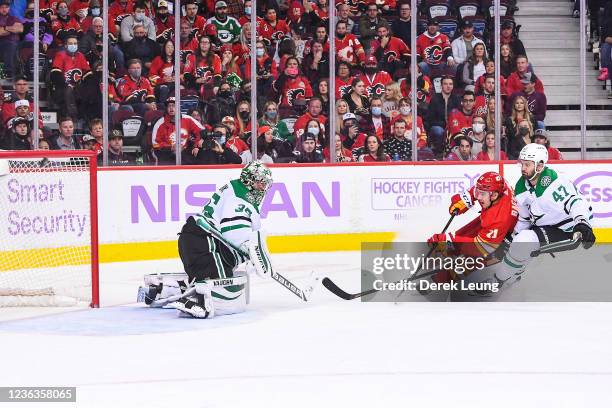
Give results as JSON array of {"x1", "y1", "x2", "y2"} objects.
[{"x1": 208, "y1": 16, "x2": 241, "y2": 43}]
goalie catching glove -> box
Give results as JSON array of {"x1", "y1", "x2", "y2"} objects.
[
  {"x1": 449, "y1": 191, "x2": 473, "y2": 215},
  {"x1": 241, "y1": 230, "x2": 274, "y2": 279}
]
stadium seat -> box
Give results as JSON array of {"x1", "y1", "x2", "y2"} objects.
[
  {"x1": 455, "y1": 0, "x2": 481, "y2": 19},
  {"x1": 424, "y1": 0, "x2": 452, "y2": 19}
]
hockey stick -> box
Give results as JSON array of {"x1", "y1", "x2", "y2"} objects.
[
  {"x1": 530, "y1": 233, "x2": 582, "y2": 257},
  {"x1": 196, "y1": 219, "x2": 311, "y2": 301},
  {"x1": 322, "y1": 212, "x2": 458, "y2": 301}
]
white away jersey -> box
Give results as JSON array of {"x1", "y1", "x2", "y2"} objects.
[
  {"x1": 513, "y1": 167, "x2": 593, "y2": 234},
  {"x1": 193, "y1": 179, "x2": 261, "y2": 249}
]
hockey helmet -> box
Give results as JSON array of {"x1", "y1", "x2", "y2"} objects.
[
  {"x1": 240, "y1": 160, "x2": 273, "y2": 205},
  {"x1": 475, "y1": 171, "x2": 504, "y2": 194},
  {"x1": 519, "y1": 143, "x2": 548, "y2": 166}
]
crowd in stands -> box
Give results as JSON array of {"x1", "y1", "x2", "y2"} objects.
[{"x1": 0, "y1": 0, "x2": 567, "y2": 165}]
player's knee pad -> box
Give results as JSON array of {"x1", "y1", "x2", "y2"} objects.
[
  {"x1": 138, "y1": 273, "x2": 189, "y2": 307},
  {"x1": 199, "y1": 276, "x2": 248, "y2": 317}
]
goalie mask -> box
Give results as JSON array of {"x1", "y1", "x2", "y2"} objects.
[{"x1": 240, "y1": 160, "x2": 273, "y2": 205}]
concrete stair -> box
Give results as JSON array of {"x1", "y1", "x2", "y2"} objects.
[{"x1": 514, "y1": 0, "x2": 612, "y2": 159}]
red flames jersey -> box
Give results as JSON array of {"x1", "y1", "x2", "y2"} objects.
[
  {"x1": 184, "y1": 53, "x2": 222, "y2": 82},
  {"x1": 473, "y1": 94, "x2": 490, "y2": 117},
  {"x1": 115, "y1": 75, "x2": 155, "y2": 104},
  {"x1": 180, "y1": 38, "x2": 200, "y2": 65},
  {"x1": 51, "y1": 51, "x2": 91, "y2": 87},
  {"x1": 148, "y1": 57, "x2": 178, "y2": 86},
  {"x1": 182, "y1": 15, "x2": 207, "y2": 38},
  {"x1": 51, "y1": 17, "x2": 82, "y2": 46},
  {"x1": 416, "y1": 32, "x2": 451, "y2": 66},
  {"x1": 258, "y1": 19, "x2": 290, "y2": 44},
  {"x1": 452, "y1": 185, "x2": 518, "y2": 257},
  {"x1": 334, "y1": 76, "x2": 354, "y2": 99},
  {"x1": 108, "y1": 1, "x2": 133, "y2": 35},
  {"x1": 151, "y1": 114, "x2": 205, "y2": 149},
  {"x1": 278, "y1": 76, "x2": 313, "y2": 107},
  {"x1": 447, "y1": 109, "x2": 474, "y2": 139},
  {"x1": 371, "y1": 36, "x2": 411, "y2": 65},
  {"x1": 335, "y1": 34, "x2": 365, "y2": 65},
  {"x1": 358, "y1": 71, "x2": 392, "y2": 98},
  {"x1": 155, "y1": 15, "x2": 175, "y2": 43}
]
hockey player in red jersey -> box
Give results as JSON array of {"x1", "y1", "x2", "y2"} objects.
[
  {"x1": 427, "y1": 172, "x2": 518, "y2": 259},
  {"x1": 416, "y1": 18, "x2": 455, "y2": 77}
]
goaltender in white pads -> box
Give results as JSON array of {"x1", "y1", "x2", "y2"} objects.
[{"x1": 138, "y1": 161, "x2": 274, "y2": 319}]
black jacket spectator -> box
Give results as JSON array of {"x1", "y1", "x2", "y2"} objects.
[
  {"x1": 426, "y1": 93, "x2": 461, "y2": 129},
  {"x1": 123, "y1": 36, "x2": 161, "y2": 71},
  {"x1": 195, "y1": 144, "x2": 242, "y2": 165}
]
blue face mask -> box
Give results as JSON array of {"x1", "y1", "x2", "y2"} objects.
[
  {"x1": 214, "y1": 135, "x2": 226, "y2": 145},
  {"x1": 91, "y1": 7, "x2": 101, "y2": 16},
  {"x1": 371, "y1": 106, "x2": 382, "y2": 116},
  {"x1": 266, "y1": 111, "x2": 277, "y2": 119},
  {"x1": 244, "y1": 6, "x2": 251, "y2": 15},
  {"x1": 66, "y1": 44, "x2": 78, "y2": 54}
]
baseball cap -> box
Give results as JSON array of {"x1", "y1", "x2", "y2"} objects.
[
  {"x1": 365, "y1": 55, "x2": 377, "y2": 66},
  {"x1": 82, "y1": 134, "x2": 96, "y2": 142},
  {"x1": 15, "y1": 99, "x2": 30, "y2": 108},
  {"x1": 342, "y1": 113, "x2": 357, "y2": 122},
  {"x1": 462, "y1": 20, "x2": 473, "y2": 28},
  {"x1": 12, "y1": 117, "x2": 29, "y2": 127},
  {"x1": 534, "y1": 129, "x2": 548, "y2": 139},
  {"x1": 166, "y1": 96, "x2": 176, "y2": 104},
  {"x1": 110, "y1": 129, "x2": 124, "y2": 139},
  {"x1": 215, "y1": 0, "x2": 228, "y2": 8},
  {"x1": 501, "y1": 20, "x2": 513, "y2": 29},
  {"x1": 302, "y1": 132, "x2": 317, "y2": 142},
  {"x1": 520, "y1": 71, "x2": 535, "y2": 84},
  {"x1": 427, "y1": 17, "x2": 439, "y2": 26},
  {"x1": 157, "y1": 0, "x2": 168, "y2": 8}
]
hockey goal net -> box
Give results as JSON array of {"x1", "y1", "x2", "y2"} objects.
[{"x1": 0, "y1": 150, "x2": 99, "y2": 307}]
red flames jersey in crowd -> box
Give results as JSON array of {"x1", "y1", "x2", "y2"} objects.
[
  {"x1": 149, "y1": 58, "x2": 177, "y2": 86},
  {"x1": 335, "y1": 34, "x2": 365, "y2": 65},
  {"x1": 258, "y1": 19, "x2": 290, "y2": 44},
  {"x1": 399, "y1": 76, "x2": 433, "y2": 105},
  {"x1": 371, "y1": 37, "x2": 411, "y2": 65},
  {"x1": 69, "y1": 0, "x2": 89, "y2": 18},
  {"x1": 182, "y1": 15, "x2": 207, "y2": 37},
  {"x1": 180, "y1": 37, "x2": 200, "y2": 64},
  {"x1": 51, "y1": 17, "x2": 82, "y2": 46},
  {"x1": 474, "y1": 94, "x2": 491, "y2": 117},
  {"x1": 184, "y1": 53, "x2": 222, "y2": 82},
  {"x1": 451, "y1": 185, "x2": 518, "y2": 257},
  {"x1": 416, "y1": 32, "x2": 451, "y2": 66},
  {"x1": 51, "y1": 50, "x2": 91, "y2": 87},
  {"x1": 358, "y1": 71, "x2": 392, "y2": 98},
  {"x1": 278, "y1": 76, "x2": 313, "y2": 107},
  {"x1": 334, "y1": 76, "x2": 354, "y2": 99},
  {"x1": 226, "y1": 137, "x2": 249, "y2": 155},
  {"x1": 108, "y1": 1, "x2": 133, "y2": 35},
  {"x1": 155, "y1": 15, "x2": 175, "y2": 43},
  {"x1": 116, "y1": 75, "x2": 155, "y2": 104},
  {"x1": 294, "y1": 113, "x2": 327, "y2": 139},
  {"x1": 447, "y1": 109, "x2": 474, "y2": 138},
  {"x1": 151, "y1": 114, "x2": 205, "y2": 149}
]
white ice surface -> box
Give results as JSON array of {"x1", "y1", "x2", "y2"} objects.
[{"x1": 1, "y1": 251, "x2": 612, "y2": 408}]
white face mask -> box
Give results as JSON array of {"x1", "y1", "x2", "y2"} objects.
[
  {"x1": 135, "y1": 12, "x2": 145, "y2": 21},
  {"x1": 473, "y1": 123, "x2": 485, "y2": 133},
  {"x1": 307, "y1": 127, "x2": 320, "y2": 136},
  {"x1": 400, "y1": 106, "x2": 411, "y2": 116}
]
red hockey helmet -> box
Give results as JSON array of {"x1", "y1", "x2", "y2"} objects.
[{"x1": 475, "y1": 171, "x2": 504, "y2": 194}]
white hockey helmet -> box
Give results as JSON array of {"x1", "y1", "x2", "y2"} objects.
[{"x1": 519, "y1": 143, "x2": 548, "y2": 166}]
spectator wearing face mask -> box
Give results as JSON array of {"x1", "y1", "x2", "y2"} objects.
[
  {"x1": 50, "y1": 34, "x2": 92, "y2": 118},
  {"x1": 70, "y1": 0, "x2": 96, "y2": 32},
  {"x1": 22, "y1": 1, "x2": 52, "y2": 54},
  {"x1": 154, "y1": 0, "x2": 174, "y2": 44},
  {"x1": 467, "y1": 116, "x2": 487, "y2": 157},
  {"x1": 51, "y1": 1, "x2": 82, "y2": 47},
  {"x1": 293, "y1": 97, "x2": 327, "y2": 140},
  {"x1": 115, "y1": 58, "x2": 156, "y2": 115},
  {"x1": 108, "y1": 0, "x2": 134, "y2": 41},
  {"x1": 120, "y1": 1, "x2": 156, "y2": 43},
  {"x1": 359, "y1": 96, "x2": 391, "y2": 140},
  {"x1": 390, "y1": 98, "x2": 427, "y2": 148},
  {"x1": 273, "y1": 56, "x2": 313, "y2": 117},
  {"x1": 235, "y1": 100, "x2": 252, "y2": 140},
  {"x1": 258, "y1": 101, "x2": 292, "y2": 144},
  {"x1": 506, "y1": 118, "x2": 534, "y2": 160},
  {"x1": 123, "y1": 23, "x2": 161, "y2": 72}
]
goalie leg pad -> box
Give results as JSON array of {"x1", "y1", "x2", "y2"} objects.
[
  {"x1": 138, "y1": 273, "x2": 189, "y2": 307},
  {"x1": 247, "y1": 230, "x2": 274, "y2": 279},
  {"x1": 209, "y1": 275, "x2": 248, "y2": 316}
]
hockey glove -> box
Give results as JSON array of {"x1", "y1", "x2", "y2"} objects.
[
  {"x1": 449, "y1": 191, "x2": 473, "y2": 216},
  {"x1": 573, "y1": 221, "x2": 596, "y2": 249},
  {"x1": 427, "y1": 232, "x2": 456, "y2": 256}
]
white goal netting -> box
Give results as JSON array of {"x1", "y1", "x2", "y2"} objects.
[{"x1": 0, "y1": 154, "x2": 97, "y2": 307}]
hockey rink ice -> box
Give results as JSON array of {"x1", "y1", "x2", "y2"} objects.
[{"x1": 1, "y1": 251, "x2": 612, "y2": 407}]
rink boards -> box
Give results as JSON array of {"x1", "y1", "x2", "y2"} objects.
[{"x1": 94, "y1": 161, "x2": 612, "y2": 263}]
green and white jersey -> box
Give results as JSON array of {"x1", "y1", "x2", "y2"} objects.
[
  {"x1": 206, "y1": 16, "x2": 241, "y2": 43},
  {"x1": 514, "y1": 167, "x2": 593, "y2": 234},
  {"x1": 193, "y1": 179, "x2": 261, "y2": 249}
]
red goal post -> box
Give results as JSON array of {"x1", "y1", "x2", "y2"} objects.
[{"x1": 0, "y1": 150, "x2": 99, "y2": 307}]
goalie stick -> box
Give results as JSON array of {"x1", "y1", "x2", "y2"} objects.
[
  {"x1": 323, "y1": 212, "x2": 458, "y2": 301},
  {"x1": 196, "y1": 220, "x2": 312, "y2": 301}
]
